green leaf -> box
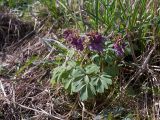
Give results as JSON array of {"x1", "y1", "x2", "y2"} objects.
[
  {"x1": 72, "y1": 79, "x2": 84, "y2": 92},
  {"x1": 96, "y1": 79, "x2": 105, "y2": 93},
  {"x1": 71, "y1": 67, "x2": 85, "y2": 78},
  {"x1": 64, "y1": 78, "x2": 73, "y2": 91},
  {"x1": 91, "y1": 54, "x2": 100, "y2": 64},
  {"x1": 89, "y1": 82, "x2": 96, "y2": 95},
  {"x1": 101, "y1": 74, "x2": 112, "y2": 85},
  {"x1": 52, "y1": 64, "x2": 72, "y2": 84},
  {"x1": 52, "y1": 66, "x2": 65, "y2": 83},
  {"x1": 95, "y1": 73, "x2": 112, "y2": 93},
  {"x1": 85, "y1": 63, "x2": 100, "y2": 74},
  {"x1": 84, "y1": 75, "x2": 90, "y2": 84},
  {"x1": 87, "y1": 84, "x2": 96, "y2": 97},
  {"x1": 91, "y1": 54, "x2": 99, "y2": 60},
  {"x1": 51, "y1": 67, "x2": 60, "y2": 80},
  {"x1": 80, "y1": 83, "x2": 95, "y2": 101},
  {"x1": 67, "y1": 61, "x2": 76, "y2": 69},
  {"x1": 61, "y1": 69, "x2": 71, "y2": 80},
  {"x1": 80, "y1": 85, "x2": 88, "y2": 101}
]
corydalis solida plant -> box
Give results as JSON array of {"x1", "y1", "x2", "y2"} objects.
[
  {"x1": 63, "y1": 29, "x2": 105, "y2": 52},
  {"x1": 53, "y1": 30, "x2": 125, "y2": 101}
]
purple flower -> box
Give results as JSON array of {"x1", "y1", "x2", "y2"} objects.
[
  {"x1": 86, "y1": 32, "x2": 104, "y2": 52},
  {"x1": 71, "y1": 37, "x2": 84, "y2": 51},
  {"x1": 63, "y1": 29, "x2": 84, "y2": 51},
  {"x1": 89, "y1": 42, "x2": 103, "y2": 52},
  {"x1": 113, "y1": 39, "x2": 126, "y2": 56},
  {"x1": 113, "y1": 43, "x2": 123, "y2": 56},
  {"x1": 63, "y1": 29, "x2": 73, "y2": 39}
]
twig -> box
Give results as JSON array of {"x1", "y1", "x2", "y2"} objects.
[
  {"x1": 80, "y1": 101, "x2": 85, "y2": 120},
  {"x1": 15, "y1": 102, "x2": 64, "y2": 120},
  {"x1": 124, "y1": 42, "x2": 156, "y2": 90},
  {"x1": 0, "y1": 80, "x2": 7, "y2": 97},
  {"x1": 0, "y1": 80, "x2": 10, "y2": 104},
  {"x1": 65, "y1": 95, "x2": 79, "y2": 119},
  {"x1": 79, "y1": 101, "x2": 95, "y2": 119}
]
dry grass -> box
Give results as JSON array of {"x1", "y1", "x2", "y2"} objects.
[{"x1": 0, "y1": 13, "x2": 33, "y2": 51}]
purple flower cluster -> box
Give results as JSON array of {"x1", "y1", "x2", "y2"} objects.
[
  {"x1": 86, "y1": 32, "x2": 104, "y2": 52},
  {"x1": 63, "y1": 29, "x2": 84, "y2": 51},
  {"x1": 113, "y1": 38, "x2": 126, "y2": 56},
  {"x1": 63, "y1": 30, "x2": 105, "y2": 52}
]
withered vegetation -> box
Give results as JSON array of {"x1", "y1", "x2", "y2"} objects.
[
  {"x1": 0, "y1": 13, "x2": 79, "y2": 120},
  {"x1": 0, "y1": 13, "x2": 33, "y2": 52}
]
